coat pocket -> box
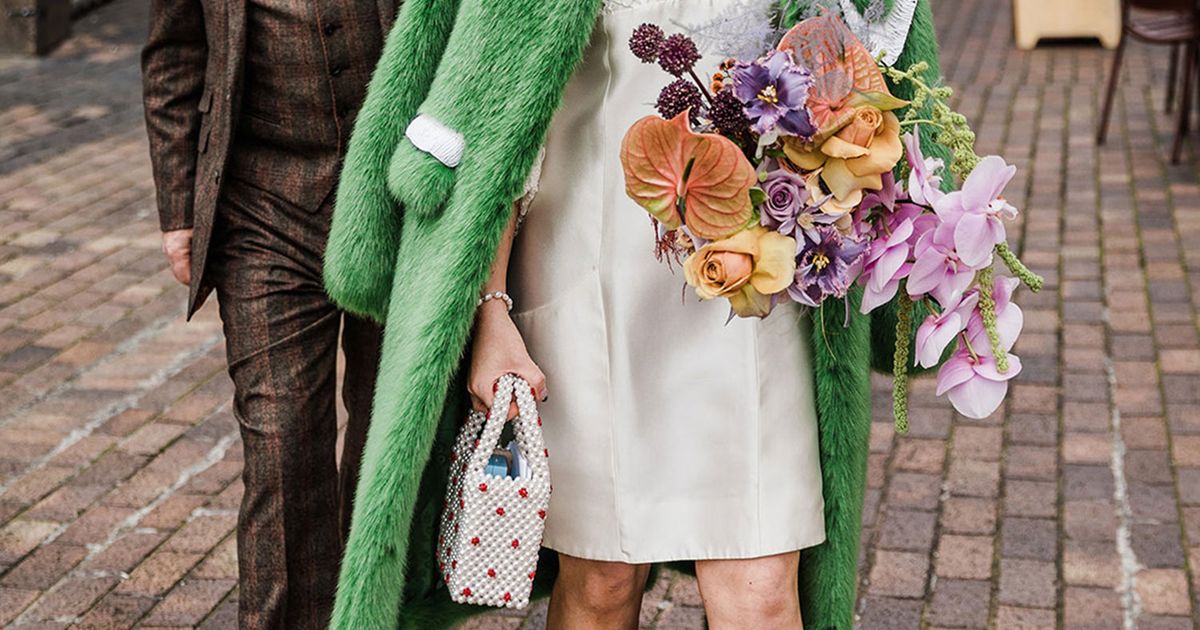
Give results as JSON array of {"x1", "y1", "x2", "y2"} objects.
[
  {"x1": 198, "y1": 86, "x2": 214, "y2": 113},
  {"x1": 197, "y1": 86, "x2": 213, "y2": 154},
  {"x1": 197, "y1": 114, "x2": 211, "y2": 155}
]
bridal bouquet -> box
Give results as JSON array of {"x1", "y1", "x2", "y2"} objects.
[{"x1": 619, "y1": 12, "x2": 1043, "y2": 424}]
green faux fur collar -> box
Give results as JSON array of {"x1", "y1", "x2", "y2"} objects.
[{"x1": 323, "y1": 1, "x2": 948, "y2": 628}]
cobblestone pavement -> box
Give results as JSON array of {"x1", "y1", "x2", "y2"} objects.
[{"x1": 1, "y1": 1, "x2": 1198, "y2": 628}]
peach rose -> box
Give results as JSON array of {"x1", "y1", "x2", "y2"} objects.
[
  {"x1": 784, "y1": 108, "x2": 903, "y2": 216},
  {"x1": 835, "y1": 107, "x2": 884, "y2": 148},
  {"x1": 683, "y1": 226, "x2": 797, "y2": 318}
]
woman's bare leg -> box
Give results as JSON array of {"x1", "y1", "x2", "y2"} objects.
[
  {"x1": 546, "y1": 553, "x2": 651, "y2": 630},
  {"x1": 695, "y1": 551, "x2": 803, "y2": 630}
]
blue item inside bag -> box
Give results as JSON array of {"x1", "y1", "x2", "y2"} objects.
[
  {"x1": 484, "y1": 452, "x2": 509, "y2": 478},
  {"x1": 484, "y1": 440, "x2": 527, "y2": 479}
]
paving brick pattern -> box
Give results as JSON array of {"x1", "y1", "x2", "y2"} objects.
[{"x1": 0, "y1": 1, "x2": 1198, "y2": 628}]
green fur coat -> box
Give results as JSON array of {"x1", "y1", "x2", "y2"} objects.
[{"x1": 322, "y1": 0, "x2": 949, "y2": 628}]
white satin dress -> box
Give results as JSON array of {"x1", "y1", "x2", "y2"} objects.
[{"x1": 508, "y1": 0, "x2": 825, "y2": 563}]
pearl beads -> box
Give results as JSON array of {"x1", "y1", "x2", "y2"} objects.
[{"x1": 476, "y1": 290, "x2": 514, "y2": 312}]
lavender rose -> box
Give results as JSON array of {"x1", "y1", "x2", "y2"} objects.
[{"x1": 760, "y1": 169, "x2": 808, "y2": 236}]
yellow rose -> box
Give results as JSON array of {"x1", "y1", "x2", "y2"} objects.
[
  {"x1": 683, "y1": 226, "x2": 797, "y2": 318},
  {"x1": 804, "y1": 170, "x2": 860, "y2": 217},
  {"x1": 784, "y1": 108, "x2": 904, "y2": 211}
]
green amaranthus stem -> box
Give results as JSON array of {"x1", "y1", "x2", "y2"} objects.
[
  {"x1": 997, "y1": 242, "x2": 1044, "y2": 292},
  {"x1": 892, "y1": 296, "x2": 913, "y2": 434},
  {"x1": 975, "y1": 266, "x2": 1009, "y2": 373},
  {"x1": 884, "y1": 61, "x2": 980, "y2": 181}
]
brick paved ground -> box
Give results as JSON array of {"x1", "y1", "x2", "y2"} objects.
[{"x1": 0, "y1": 1, "x2": 1198, "y2": 628}]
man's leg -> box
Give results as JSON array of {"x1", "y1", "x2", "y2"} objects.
[
  {"x1": 337, "y1": 314, "x2": 382, "y2": 542},
  {"x1": 210, "y1": 180, "x2": 344, "y2": 630}
]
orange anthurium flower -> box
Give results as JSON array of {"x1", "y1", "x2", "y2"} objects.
[{"x1": 620, "y1": 111, "x2": 757, "y2": 241}]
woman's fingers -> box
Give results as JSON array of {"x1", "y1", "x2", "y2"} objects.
[
  {"x1": 469, "y1": 391, "x2": 488, "y2": 414},
  {"x1": 512, "y1": 372, "x2": 547, "y2": 403},
  {"x1": 471, "y1": 366, "x2": 547, "y2": 418},
  {"x1": 529, "y1": 369, "x2": 548, "y2": 402}
]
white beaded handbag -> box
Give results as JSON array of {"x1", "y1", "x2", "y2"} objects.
[{"x1": 437, "y1": 374, "x2": 551, "y2": 609}]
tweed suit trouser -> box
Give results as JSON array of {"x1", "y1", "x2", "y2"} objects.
[{"x1": 209, "y1": 176, "x2": 381, "y2": 630}]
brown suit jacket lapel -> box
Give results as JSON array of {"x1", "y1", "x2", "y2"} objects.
[
  {"x1": 226, "y1": 0, "x2": 247, "y2": 120},
  {"x1": 377, "y1": 0, "x2": 396, "y2": 35}
]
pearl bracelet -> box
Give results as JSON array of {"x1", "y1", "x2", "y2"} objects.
[{"x1": 477, "y1": 291, "x2": 514, "y2": 312}]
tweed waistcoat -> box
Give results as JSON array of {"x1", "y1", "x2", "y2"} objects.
[{"x1": 228, "y1": 0, "x2": 383, "y2": 211}]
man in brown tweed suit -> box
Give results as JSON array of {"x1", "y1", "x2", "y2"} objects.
[{"x1": 141, "y1": 1, "x2": 397, "y2": 627}]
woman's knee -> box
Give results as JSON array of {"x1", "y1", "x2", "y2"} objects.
[
  {"x1": 696, "y1": 553, "x2": 800, "y2": 619},
  {"x1": 556, "y1": 555, "x2": 648, "y2": 610}
]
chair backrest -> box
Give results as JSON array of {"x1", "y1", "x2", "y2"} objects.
[{"x1": 1125, "y1": 0, "x2": 1196, "y2": 12}]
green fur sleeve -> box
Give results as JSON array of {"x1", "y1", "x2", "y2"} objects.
[
  {"x1": 323, "y1": 0, "x2": 462, "y2": 322},
  {"x1": 384, "y1": 0, "x2": 604, "y2": 217},
  {"x1": 329, "y1": 4, "x2": 602, "y2": 629}
]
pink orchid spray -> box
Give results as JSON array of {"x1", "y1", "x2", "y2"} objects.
[
  {"x1": 859, "y1": 217, "x2": 914, "y2": 314},
  {"x1": 904, "y1": 129, "x2": 944, "y2": 207},
  {"x1": 935, "y1": 343, "x2": 1023, "y2": 420},
  {"x1": 932, "y1": 156, "x2": 1018, "y2": 269},
  {"x1": 913, "y1": 292, "x2": 979, "y2": 369},
  {"x1": 906, "y1": 220, "x2": 978, "y2": 306}
]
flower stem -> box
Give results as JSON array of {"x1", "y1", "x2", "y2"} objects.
[
  {"x1": 960, "y1": 330, "x2": 979, "y2": 362},
  {"x1": 996, "y1": 242, "x2": 1044, "y2": 292},
  {"x1": 899, "y1": 118, "x2": 943, "y2": 129},
  {"x1": 687, "y1": 68, "x2": 715, "y2": 108},
  {"x1": 892, "y1": 295, "x2": 913, "y2": 435},
  {"x1": 976, "y1": 266, "x2": 1009, "y2": 373}
]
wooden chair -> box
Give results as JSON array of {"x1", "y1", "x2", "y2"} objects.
[{"x1": 1097, "y1": 0, "x2": 1200, "y2": 163}]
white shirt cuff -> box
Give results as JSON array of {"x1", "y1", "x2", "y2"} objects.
[{"x1": 405, "y1": 114, "x2": 465, "y2": 168}]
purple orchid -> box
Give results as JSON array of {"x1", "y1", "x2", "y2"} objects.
[
  {"x1": 904, "y1": 128, "x2": 945, "y2": 207},
  {"x1": 788, "y1": 226, "x2": 868, "y2": 307},
  {"x1": 860, "y1": 172, "x2": 899, "y2": 215},
  {"x1": 914, "y1": 292, "x2": 978, "y2": 368},
  {"x1": 906, "y1": 220, "x2": 979, "y2": 306},
  {"x1": 932, "y1": 156, "x2": 1018, "y2": 269},
  {"x1": 730, "y1": 50, "x2": 815, "y2": 139},
  {"x1": 936, "y1": 346, "x2": 1022, "y2": 420},
  {"x1": 859, "y1": 217, "x2": 914, "y2": 314}
]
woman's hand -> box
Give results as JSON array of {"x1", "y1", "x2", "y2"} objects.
[{"x1": 468, "y1": 302, "x2": 547, "y2": 419}]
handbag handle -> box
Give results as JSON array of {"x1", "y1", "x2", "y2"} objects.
[{"x1": 467, "y1": 374, "x2": 549, "y2": 480}]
